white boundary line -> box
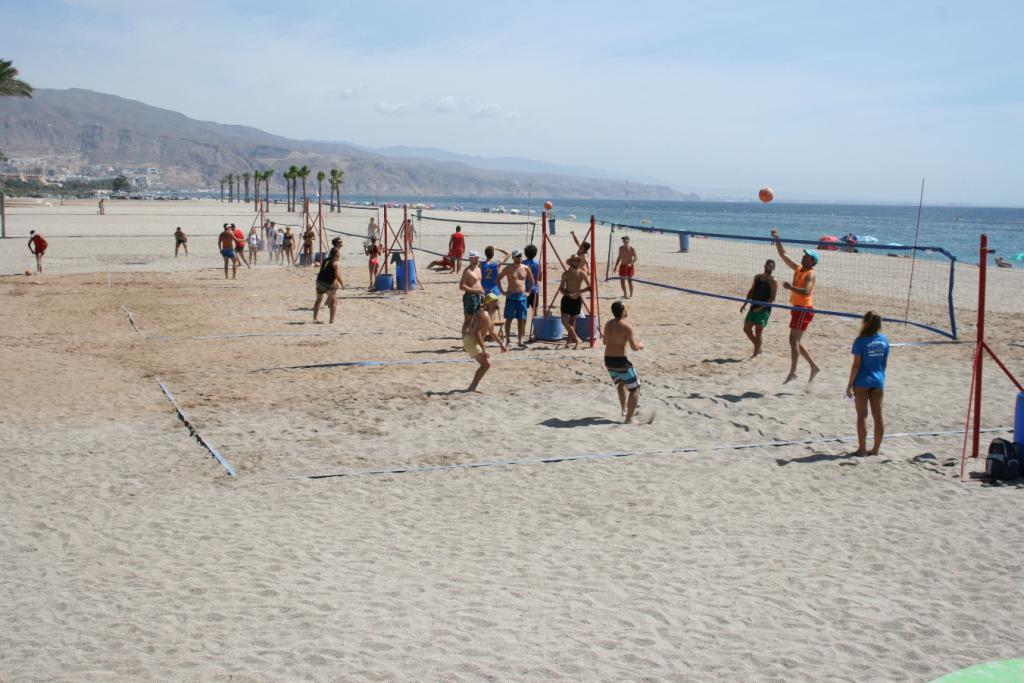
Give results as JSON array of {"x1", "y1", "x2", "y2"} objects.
[
  {"x1": 291, "y1": 426, "x2": 1011, "y2": 481},
  {"x1": 121, "y1": 304, "x2": 144, "y2": 337},
  {"x1": 156, "y1": 378, "x2": 236, "y2": 477}
]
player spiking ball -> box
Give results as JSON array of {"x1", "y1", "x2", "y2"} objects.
[{"x1": 771, "y1": 228, "x2": 821, "y2": 384}]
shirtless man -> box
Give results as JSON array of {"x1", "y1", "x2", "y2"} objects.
[
  {"x1": 459, "y1": 250, "x2": 485, "y2": 335},
  {"x1": 558, "y1": 254, "x2": 591, "y2": 349},
  {"x1": 612, "y1": 234, "x2": 638, "y2": 298},
  {"x1": 27, "y1": 230, "x2": 48, "y2": 273},
  {"x1": 464, "y1": 292, "x2": 508, "y2": 392},
  {"x1": 740, "y1": 259, "x2": 778, "y2": 357},
  {"x1": 498, "y1": 249, "x2": 535, "y2": 346},
  {"x1": 174, "y1": 226, "x2": 189, "y2": 257},
  {"x1": 603, "y1": 301, "x2": 645, "y2": 423},
  {"x1": 570, "y1": 230, "x2": 592, "y2": 273},
  {"x1": 772, "y1": 228, "x2": 821, "y2": 383},
  {"x1": 218, "y1": 224, "x2": 238, "y2": 279}
]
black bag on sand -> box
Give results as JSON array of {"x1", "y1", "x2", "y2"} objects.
[{"x1": 985, "y1": 438, "x2": 1022, "y2": 481}]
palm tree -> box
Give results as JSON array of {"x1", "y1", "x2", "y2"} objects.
[
  {"x1": 328, "y1": 168, "x2": 343, "y2": 211},
  {"x1": 243, "y1": 172, "x2": 252, "y2": 203},
  {"x1": 226, "y1": 173, "x2": 234, "y2": 202},
  {"x1": 236, "y1": 175, "x2": 241, "y2": 205},
  {"x1": 263, "y1": 169, "x2": 274, "y2": 212},
  {"x1": 316, "y1": 171, "x2": 326, "y2": 208},
  {"x1": 286, "y1": 165, "x2": 299, "y2": 211},
  {"x1": 220, "y1": 176, "x2": 226, "y2": 202},
  {"x1": 298, "y1": 165, "x2": 311, "y2": 213},
  {"x1": 252, "y1": 171, "x2": 262, "y2": 212},
  {"x1": 0, "y1": 59, "x2": 33, "y2": 97}
]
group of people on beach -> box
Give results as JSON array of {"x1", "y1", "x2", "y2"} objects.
[{"x1": 211, "y1": 220, "x2": 334, "y2": 278}]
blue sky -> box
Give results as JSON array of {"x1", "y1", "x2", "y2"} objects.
[{"x1": 2, "y1": 0, "x2": 1023, "y2": 205}]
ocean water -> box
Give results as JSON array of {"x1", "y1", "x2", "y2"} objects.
[{"x1": 345, "y1": 196, "x2": 1024, "y2": 264}]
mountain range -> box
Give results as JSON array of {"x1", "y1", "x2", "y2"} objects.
[{"x1": 0, "y1": 89, "x2": 695, "y2": 200}]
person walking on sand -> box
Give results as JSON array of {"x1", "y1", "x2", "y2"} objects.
[
  {"x1": 364, "y1": 236, "x2": 382, "y2": 288},
  {"x1": 604, "y1": 300, "x2": 646, "y2": 424},
  {"x1": 612, "y1": 234, "x2": 638, "y2": 298},
  {"x1": 218, "y1": 225, "x2": 238, "y2": 279},
  {"x1": 772, "y1": 229, "x2": 820, "y2": 383},
  {"x1": 273, "y1": 226, "x2": 285, "y2": 264},
  {"x1": 231, "y1": 224, "x2": 251, "y2": 269},
  {"x1": 448, "y1": 225, "x2": 466, "y2": 273},
  {"x1": 97, "y1": 198, "x2": 105, "y2": 215},
  {"x1": 498, "y1": 249, "x2": 535, "y2": 347},
  {"x1": 367, "y1": 217, "x2": 380, "y2": 242},
  {"x1": 464, "y1": 292, "x2": 507, "y2": 392},
  {"x1": 27, "y1": 230, "x2": 48, "y2": 273},
  {"x1": 460, "y1": 250, "x2": 485, "y2": 335},
  {"x1": 558, "y1": 254, "x2": 591, "y2": 349},
  {"x1": 174, "y1": 226, "x2": 189, "y2": 257},
  {"x1": 846, "y1": 311, "x2": 890, "y2": 456},
  {"x1": 313, "y1": 246, "x2": 344, "y2": 324},
  {"x1": 740, "y1": 259, "x2": 778, "y2": 357}
]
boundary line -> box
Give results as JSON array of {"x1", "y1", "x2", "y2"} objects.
[
  {"x1": 121, "y1": 304, "x2": 144, "y2": 337},
  {"x1": 155, "y1": 378, "x2": 237, "y2": 477},
  {"x1": 262, "y1": 351, "x2": 580, "y2": 372},
  {"x1": 146, "y1": 330, "x2": 392, "y2": 342},
  {"x1": 292, "y1": 427, "x2": 1011, "y2": 480}
]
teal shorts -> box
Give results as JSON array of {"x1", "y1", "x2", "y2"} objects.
[{"x1": 744, "y1": 306, "x2": 771, "y2": 327}]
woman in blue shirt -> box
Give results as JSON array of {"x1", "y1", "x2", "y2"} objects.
[{"x1": 846, "y1": 311, "x2": 890, "y2": 455}]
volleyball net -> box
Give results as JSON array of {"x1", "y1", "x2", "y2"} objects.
[
  {"x1": 411, "y1": 214, "x2": 538, "y2": 259},
  {"x1": 605, "y1": 224, "x2": 959, "y2": 339}
]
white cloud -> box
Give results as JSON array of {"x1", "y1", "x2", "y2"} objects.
[
  {"x1": 427, "y1": 95, "x2": 459, "y2": 113},
  {"x1": 472, "y1": 103, "x2": 520, "y2": 122},
  {"x1": 376, "y1": 101, "x2": 415, "y2": 116}
]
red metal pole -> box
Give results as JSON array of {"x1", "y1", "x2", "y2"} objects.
[
  {"x1": 972, "y1": 234, "x2": 989, "y2": 458},
  {"x1": 589, "y1": 215, "x2": 597, "y2": 348},
  {"x1": 383, "y1": 206, "x2": 389, "y2": 275},
  {"x1": 541, "y1": 210, "x2": 548, "y2": 316},
  {"x1": 403, "y1": 205, "x2": 410, "y2": 291}
]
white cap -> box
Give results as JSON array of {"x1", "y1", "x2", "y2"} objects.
[{"x1": 468, "y1": 250, "x2": 480, "y2": 258}]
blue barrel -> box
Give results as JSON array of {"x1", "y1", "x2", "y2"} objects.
[
  {"x1": 678, "y1": 231, "x2": 690, "y2": 253},
  {"x1": 533, "y1": 315, "x2": 564, "y2": 341},
  {"x1": 1015, "y1": 391, "x2": 1024, "y2": 447},
  {"x1": 374, "y1": 273, "x2": 394, "y2": 291},
  {"x1": 574, "y1": 314, "x2": 595, "y2": 341},
  {"x1": 548, "y1": 218, "x2": 557, "y2": 235},
  {"x1": 395, "y1": 259, "x2": 417, "y2": 289},
  {"x1": 313, "y1": 251, "x2": 326, "y2": 264}
]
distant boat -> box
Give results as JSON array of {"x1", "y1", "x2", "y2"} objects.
[
  {"x1": 639, "y1": 219, "x2": 652, "y2": 225},
  {"x1": 509, "y1": 208, "x2": 520, "y2": 215},
  {"x1": 567, "y1": 213, "x2": 576, "y2": 220}
]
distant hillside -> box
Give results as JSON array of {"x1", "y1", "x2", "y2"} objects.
[{"x1": 0, "y1": 89, "x2": 695, "y2": 200}]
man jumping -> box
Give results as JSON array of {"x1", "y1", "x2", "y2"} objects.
[
  {"x1": 772, "y1": 229, "x2": 820, "y2": 383},
  {"x1": 464, "y1": 292, "x2": 507, "y2": 392}
]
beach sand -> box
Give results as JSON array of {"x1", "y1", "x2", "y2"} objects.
[{"x1": 1, "y1": 199, "x2": 1022, "y2": 681}]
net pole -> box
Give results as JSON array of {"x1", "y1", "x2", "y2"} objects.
[
  {"x1": 902, "y1": 178, "x2": 926, "y2": 325},
  {"x1": 589, "y1": 215, "x2": 597, "y2": 348},
  {"x1": 541, "y1": 210, "x2": 548, "y2": 317},
  {"x1": 972, "y1": 233, "x2": 988, "y2": 458},
  {"x1": 403, "y1": 205, "x2": 410, "y2": 291},
  {"x1": 604, "y1": 224, "x2": 614, "y2": 282}
]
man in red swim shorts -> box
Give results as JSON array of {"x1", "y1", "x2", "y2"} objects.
[
  {"x1": 612, "y1": 234, "x2": 638, "y2": 299},
  {"x1": 772, "y1": 228, "x2": 821, "y2": 384},
  {"x1": 448, "y1": 225, "x2": 466, "y2": 273}
]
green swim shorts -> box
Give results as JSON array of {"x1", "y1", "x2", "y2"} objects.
[{"x1": 744, "y1": 306, "x2": 771, "y2": 327}]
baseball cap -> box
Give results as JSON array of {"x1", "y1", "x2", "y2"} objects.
[
  {"x1": 483, "y1": 291, "x2": 500, "y2": 305},
  {"x1": 803, "y1": 249, "x2": 820, "y2": 265},
  {"x1": 468, "y1": 250, "x2": 480, "y2": 258},
  {"x1": 511, "y1": 248, "x2": 522, "y2": 258}
]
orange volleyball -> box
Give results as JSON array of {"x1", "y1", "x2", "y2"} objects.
[
  {"x1": 543, "y1": 201, "x2": 554, "y2": 210},
  {"x1": 758, "y1": 187, "x2": 774, "y2": 203}
]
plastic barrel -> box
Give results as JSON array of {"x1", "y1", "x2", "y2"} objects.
[
  {"x1": 533, "y1": 315, "x2": 564, "y2": 341},
  {"x1": 1015, "y1": 391, "x2": 1024, "y2": 446},
  {"x1": 679, "y1": 231, "x2": 690, "y2": 253},
  {"x1": 395, "y1": 259, "x2": 417, "y2": 289},
  {"x1": 548, "y1": 218, "x2": 557, "y2": 235},
  {"x1": 374, "y1": 273, "x2": 394, "y2": 291},
  {"x1": 574, "y1": 314, "x2": 594, "y2": 341},
  {"x1": 313, "y1": 251, "x2": 326, "y2": 264}
]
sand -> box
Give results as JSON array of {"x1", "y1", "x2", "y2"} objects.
[{"x1": 1, "y1": 199, "x2": 1023, "y2": 681}]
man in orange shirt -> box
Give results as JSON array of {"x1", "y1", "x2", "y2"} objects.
[
  {"x1": 27, "y1": 230, "x2": 48, "y2": 273},
  {"x1": 772, "y1": 229, "x2": 820, "y2": 384}
]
